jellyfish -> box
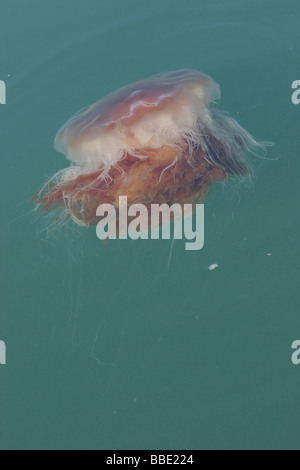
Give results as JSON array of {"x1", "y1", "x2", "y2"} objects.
[{"x1": 34, "y1": 69, "x2": 265, "y2": 227}]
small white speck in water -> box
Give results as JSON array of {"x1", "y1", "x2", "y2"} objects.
[{"x1": 208, "y1": 263, "x2": 219, "y2": 271}]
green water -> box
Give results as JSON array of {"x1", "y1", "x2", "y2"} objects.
[{"x1": 1, "y1": 0, "x2": 300, "y2": 450}]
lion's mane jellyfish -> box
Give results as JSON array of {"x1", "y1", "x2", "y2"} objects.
[{"x1": 34, "y1": 69, "x2": 265, "y2": 226}]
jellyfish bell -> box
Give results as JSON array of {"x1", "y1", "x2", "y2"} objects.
[
  {"x1": 34, "y1": 69, "x2": 266, "y2": 227},
  {"x1": 54, "y1": 70, "x2": 220, "y2": 173}
]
